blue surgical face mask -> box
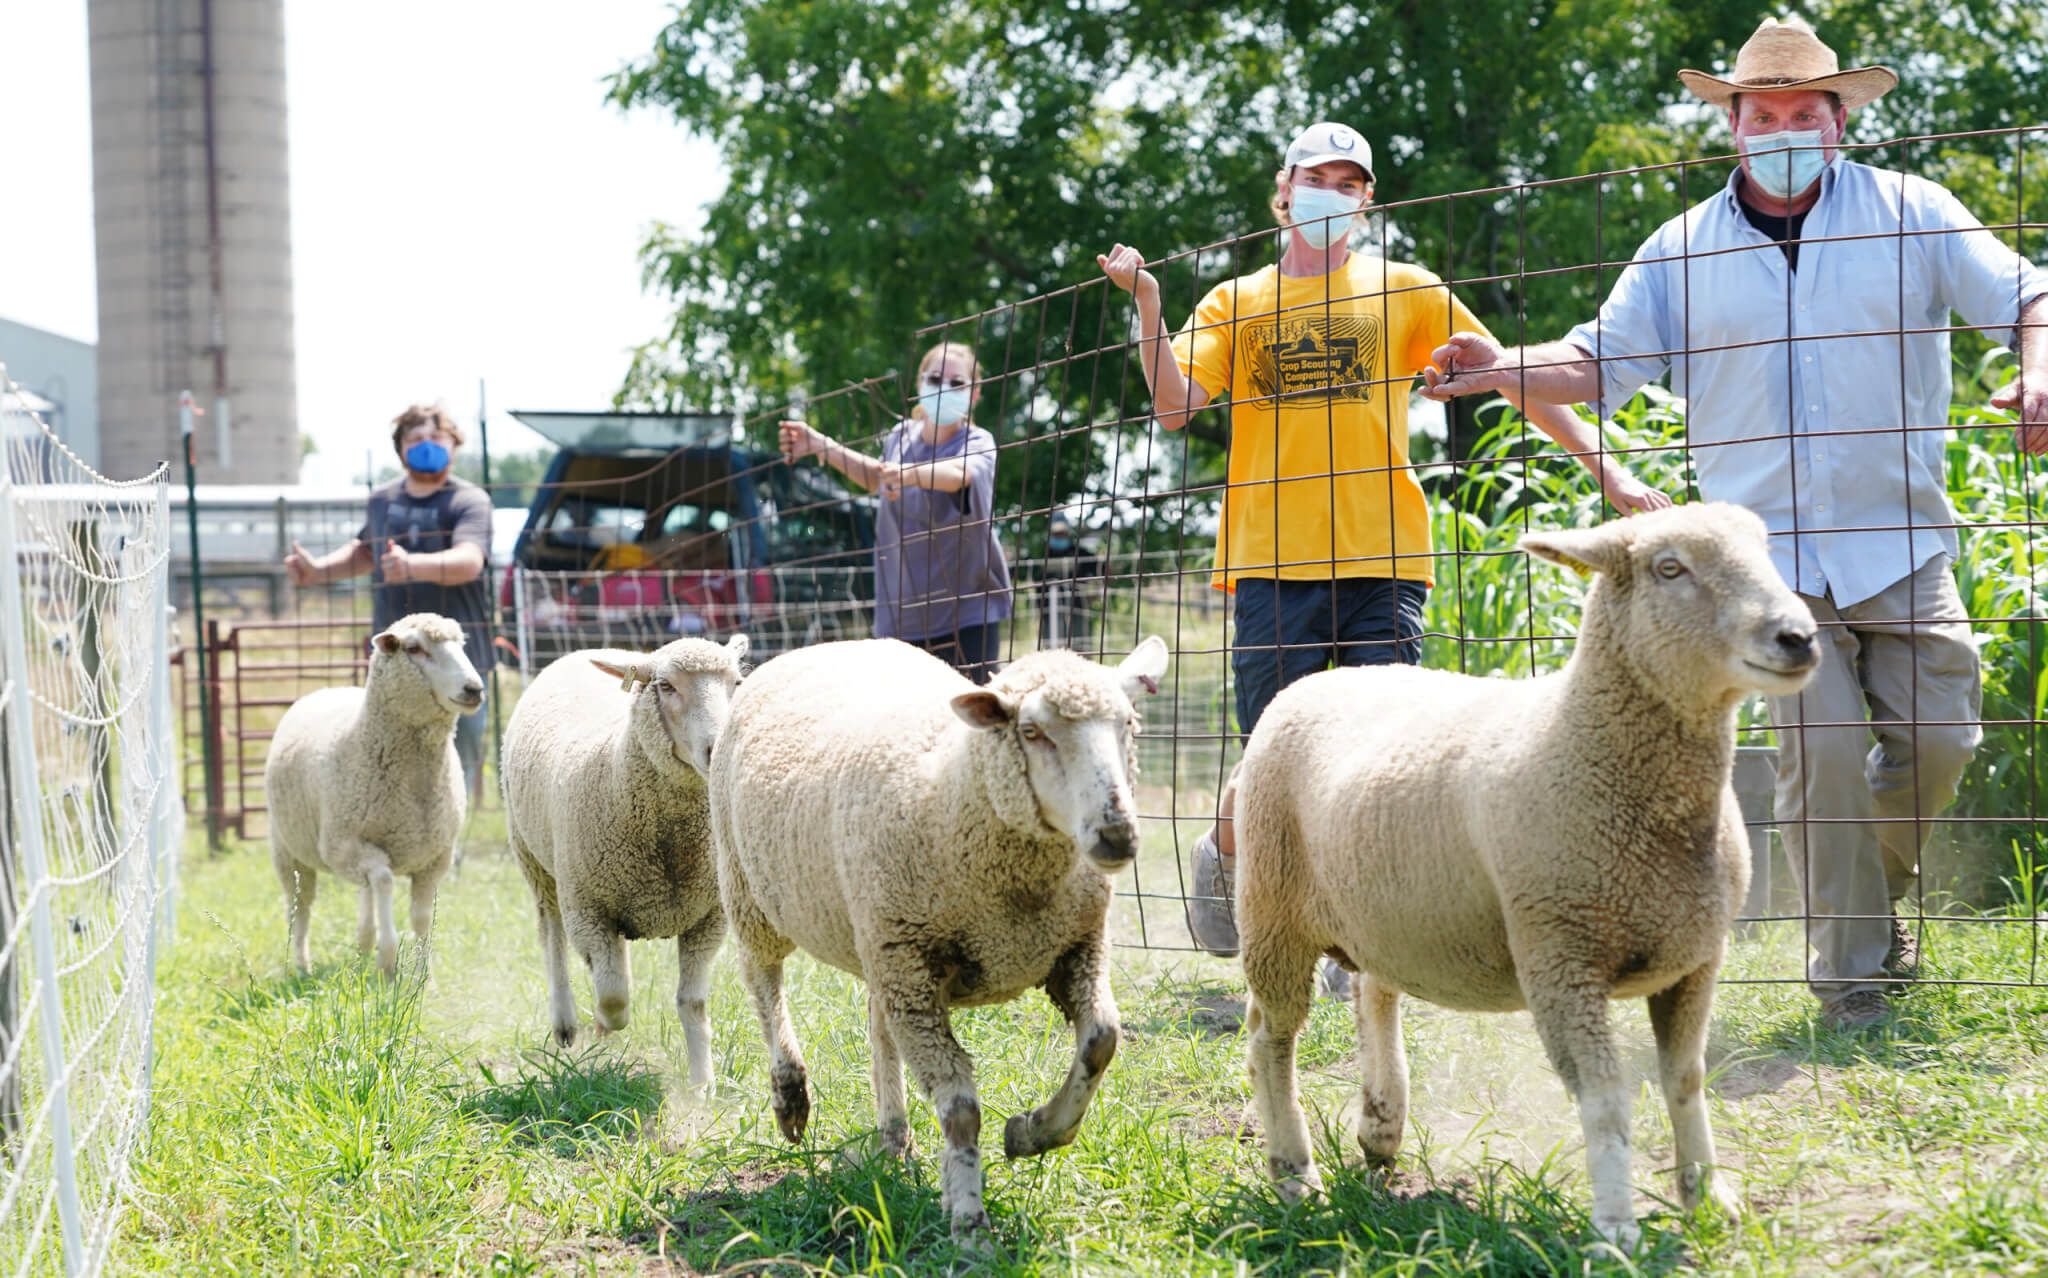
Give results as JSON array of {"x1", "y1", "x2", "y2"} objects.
[
  {"x1": 1741, "y1": 127, "x2": 1831, "y2": 199},
  {"x1": 404, "y1": 439, "x2": 451, "y2": 474},
  {"x1": 1289, "y1": 185, "x2": 1362, "y2": 250},
  {"x1": 918, "y1": 384, "x2": 972, "y2": 427}
]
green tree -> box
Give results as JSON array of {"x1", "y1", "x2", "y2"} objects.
[{"x1": 610, "y1": 0, "x2": 2047, "y2": 536}]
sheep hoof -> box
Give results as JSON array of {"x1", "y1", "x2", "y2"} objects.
[
  {"x1": 551, "y1": 1023, "x2": 577, "y2": 1049},
  {"x1": 595, "y1": 999, "x2": 630, "y2": 1034},
  {"x1": 772, "y1": 1074, "x2": 810, "y2": 1144},
  {"x1": 1692, "y1": 1179, "x2": 1742, "y2": 1226},
  {"x1": 1002, "y1": 1112, "x2": 1036, "y2": 1159},
  {"x1": 1594, "y1": 1214, "x2": 1642, "y2": 1252},
  {"x1": 1271, "y1": 1163, "x2": 1323, "y2": 1205},
  {"x1": 950, "y1": 1210, "x2": 995, "y2": 1253},
  {"x1": 879, "y1": 1120, "x2": 914, "y2": 1160}
]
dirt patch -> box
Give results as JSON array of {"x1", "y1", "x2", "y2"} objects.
[{"x1": 1189, "y1": 991, "x2": 1247, "y2": 1037}]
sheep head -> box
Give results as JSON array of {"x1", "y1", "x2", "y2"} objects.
[
  {"x1": 591, "y1": 633, "x2": 748, "y2": 780},
  {"x1": 1522, "y1": 502, "x2": 1818, "y2": 708},
  {"x1": 951, "y1": 635, "x2": 1169, "y2": 871},
  {"x1": 372, "y1": 613, "x2": 484, "y2": 719}
]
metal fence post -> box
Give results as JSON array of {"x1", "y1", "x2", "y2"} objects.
[
  {"x1": 203, "y1": 619, "x2": 227, "y2": 847},
  {"x1": 0, "y1": 472, "x2": 87, "y2": 1277}
]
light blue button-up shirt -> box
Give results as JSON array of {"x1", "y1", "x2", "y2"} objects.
[{"x1": 1566, "y1": 159, "x2": 2046, "y2": 606}]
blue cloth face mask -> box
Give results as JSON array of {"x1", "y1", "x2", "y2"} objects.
[
  {"x1": 404, "y1": 439, "x2": 451, "y2": 474},
  {"x1": 1741, "y1": 128, "x2": 1830, "y2": 199},
  {"x1": 919, "y1": 385, "x2": 972, "y2": 427},
  {"x1": 1289, "y1": 185, "x2": 1362, "y2": 249}
]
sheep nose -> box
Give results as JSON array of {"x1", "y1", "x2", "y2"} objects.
[
  {"x1": 1776, "y1": 628, "x2": 1819, "y2": 668},
  {"x1": 463, "y1": 681, "x2": 484, "y2": 697},
  {"x1": 1087, "y1": 822, "x2": 1137, "y2": 869}
]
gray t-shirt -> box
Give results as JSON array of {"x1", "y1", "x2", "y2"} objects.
[
  {"x1": 358, "y1": 476, "x2": 495, "y2": 673},
  {"x1": 873, "y1": 421, "x2": 1013, "y2": 642}
]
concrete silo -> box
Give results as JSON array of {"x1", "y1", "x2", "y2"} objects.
[{"x1": 88, "y1": 0, "x2": 299, "y2": 484}]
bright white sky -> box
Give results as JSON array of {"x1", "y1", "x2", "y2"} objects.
[{"x1": 0, "y1": 0, "x2": 722, "y2": 487}]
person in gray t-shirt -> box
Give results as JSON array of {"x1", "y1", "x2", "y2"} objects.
[
  {"x1": 283, "y1": 402, "x2": 495, "y2": 798},
  {"x1": 779, "y1": 341, "x2": 1014, "y2": 683}
]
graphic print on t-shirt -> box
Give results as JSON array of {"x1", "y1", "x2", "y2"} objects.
[{"x1": 1241, "y1": 314, "x2": 1382, "y2": 404}]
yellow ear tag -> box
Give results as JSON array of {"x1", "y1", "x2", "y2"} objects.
[{"x1": 1551, "y1": 553, "x2": 1598, "y2": 578}]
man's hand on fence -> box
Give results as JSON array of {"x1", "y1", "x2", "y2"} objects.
[
  {"x1": 381, "y1": 541, "x2": 415, "y2": 584},
  {"x1": 283, "y1": 540, "x2": 318, "y2": 587},
  {"x1": 1420, "y1": 333, "x2": 1515, "y2": 401},
  {"x1": 1601, "y1": 467, "x2": 1677, "y2": 515},
  {"x1": 876, "y1": 462, "x2": 906, "y2": 502},
  {"x1": 1990, "y1": 376, "x2": 2048, "y2": 454}
]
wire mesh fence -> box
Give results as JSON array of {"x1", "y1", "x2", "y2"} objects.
[
  {"x1": 175, "y1": 127, "x2": 2045, "y2": 998},
  {"x1": 1, "y1": 371, "x2": 179, "y2": 1276}
]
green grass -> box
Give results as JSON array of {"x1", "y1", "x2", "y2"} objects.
[{"x1": 115, "y1": 830, "x2": 2048, "y2": 1276}]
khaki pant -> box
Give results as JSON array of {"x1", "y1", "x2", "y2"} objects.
[{"x1": 1769, "y1": 555, "x2": 1981, "y2": 997}]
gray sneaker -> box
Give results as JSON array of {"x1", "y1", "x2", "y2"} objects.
[
  {"x1": 1187, "y1": 830, "x2": 1239, "y2": 957},
  {"x1": 1320, "y1": 957, "x2": 1353, "y2": 1002}
]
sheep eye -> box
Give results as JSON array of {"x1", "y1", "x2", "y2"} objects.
[
  {"x1": 1020, "y1": 722, "x2": 1045, "y2": 742},
  {"x1": 1655, "y1": 558, "x2": 1688, "y2": 580},
  {"x1": 404, "y1": 642, "x2": 424, "y2": 655}
]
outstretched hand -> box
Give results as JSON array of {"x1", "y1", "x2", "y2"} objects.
[
  {"x1": 283, "y1": 539, "x2": 317, "y2": 587},
  {"x1": 1602, "y1": 470, "x2": 1676, "y2": 515},
  {"x1": 1990, "y1": 376, "x2": 2048, "y2": 454},
  {"x1": 1420, "y1": 332, "x2": 1515, "y2": 401},
  {"x1": 778, "y1": 419, "x2": 826, "y2": 462}
]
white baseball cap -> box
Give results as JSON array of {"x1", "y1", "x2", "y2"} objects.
[{"x1": 1283, "y1": 121, "x2": 1375, "y2": 183}]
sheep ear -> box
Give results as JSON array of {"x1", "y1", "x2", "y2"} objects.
[
  {"x1": 373, "y1": 630, "x2": 402, "y2": 655},
  {"x1": 725, "y1": 633, "x2": 750, "y2": 664},
  {"x1": 951, "y1": 690, "x2": 1014, "y2": 731},
  {"x1": 589, "y1": 658, "x2": 644, "y2": 691},
  {"x1": 1521, "y1": 526, "x2": 1628, "y2": 578},
  {"x1": 1116, "y1": 634, "x2": 1170, "y2": 699}
]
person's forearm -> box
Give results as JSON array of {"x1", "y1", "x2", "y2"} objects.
[
  {"x1": 1515, "y1": 397, "x2": 1624, "y2": 486},
  {"x1": 1131, "y1": 290, "x2": 1202, "y2": 430},
  {"x1": 898, "y1": 457, "x2": 971, "y2": 493},
  {"x1": 2020, "y1": 294, "x2": 2048, "y2": 384},
  {"x1": 1483, "y1": 340, "x2": 1605, "y2": 406},
  {"x1": 403, "y1": 546, "x2": 485, "y2": 586},
  {"x1": 311, "y1": 541, "x2": 371, "y2": 583},
  {"x1": 820, "y1": 438, "x2": 886, "y2": 492}
]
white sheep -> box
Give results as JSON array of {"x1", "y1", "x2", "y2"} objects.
[
  {"x1": 264, "y1": 612, "x2": 483, "y2": 978},
  {"x1": 500, "y1": 634, "x2": 747, "y2": 1087},
  {"x1": 1234, "y1": 503, "x2": 1819, "y2": 1248},
  {"x1": 710, "y1": 635, "x2": 1170, "y2": 1244}
]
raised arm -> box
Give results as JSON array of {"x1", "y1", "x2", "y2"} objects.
[
  {"x1": 283, "y1": 538, "x2": 373, "y2": 586},
  {"x1": 1097, "y1": 244, "x2": 1211, "y2": 431}
]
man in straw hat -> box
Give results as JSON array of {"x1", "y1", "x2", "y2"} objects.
[{"x1": 1420, "y1": 16, "x2": 2047, "y2": 1031}]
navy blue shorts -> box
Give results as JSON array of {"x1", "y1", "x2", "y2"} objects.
[
  {"x1": 909, "y1": 621, "x2": 1002, "y2": 686},
  {"x1": 1231, "y1": 576, "x2": 1428, "y2": 739}
]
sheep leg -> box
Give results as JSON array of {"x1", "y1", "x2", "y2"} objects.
[
  {"x1": 569, "y1": 912, "x2": 632, "y2": 1034},
  {"x1": 1004, "y1": 939, "x2": 1119, "y2": 1159},
  {"x1": 883, "y1": 994, "x2": 991, "y2": 1245},
  {"x1": 1242, "y1": 930, "x2": 1325, "y2": 1202},
  {"x1": 512, "y1": 842, "x2": 579, "y2": 1046},
  {"x1": 867, "y1": 987, "x2": 912, "y2": 1158},
  {"x1": 408, "y1": 866, "x2": 444, "y2": 978},
  {"x1": 365, "y1": 864, "x2": 401, "y2": 978},
  {"x1": 272, "y1": 850, "x2": 316, "y2": 974},
  {"x1": 674, "y1": 911, "x2": 725, "y2": 1091},
  {"x1": 354, "y1": 882, "x2": 376, "y2": 955},
  {"x1": 1649, "y1": 963, "x2": 1739, "y2": 1224},
  {"x1": 1353, "y1": 973, "x2": 1407, "y2": 1168},
  {"x1": 737, "y1": 949, "x2": 809, "y2": 1143},
  {"x1": 1525, "y1": 981, "x2": 1639, "y2": 1250}
]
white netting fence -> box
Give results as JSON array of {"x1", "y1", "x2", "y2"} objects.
[{"x1": 0, "y1": 367, "x2": 179, "y2": 1277}]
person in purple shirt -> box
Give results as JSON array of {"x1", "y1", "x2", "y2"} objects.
[{"x1": 779, "y1": 341, "x2": 1014, "y2": 683}]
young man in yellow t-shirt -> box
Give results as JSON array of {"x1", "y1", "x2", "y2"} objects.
[{"x1": 1098, "y1": 121, "x2": 1670, "y2": 977}]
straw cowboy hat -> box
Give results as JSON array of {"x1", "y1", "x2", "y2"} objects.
[{"x1": 1678, "y1": 17, "x2": 1898, "y2": 110}]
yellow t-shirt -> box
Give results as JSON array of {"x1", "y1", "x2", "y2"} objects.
[{"x1": 1170, "y1": 255, "x2": 1490, "y2": 591}]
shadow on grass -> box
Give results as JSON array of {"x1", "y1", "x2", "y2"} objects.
[
  {"x1": 1188, "y1": 1155, "x2": 1694, "y2": 1277},
  {"x1": 454, "y1": 1045, "x2": 665, "y2": 1157},
  {"x1": 616, "y1": 1140, "x2": 1031, "y2": 1275},
  {"x1": 1744, "y1": 973, "x2": 2048, "y2": 1070}
]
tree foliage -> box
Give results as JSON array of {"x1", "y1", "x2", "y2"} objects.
[{"x1": 608, "y1": 0, "x2": 2047, "y2": 531}]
